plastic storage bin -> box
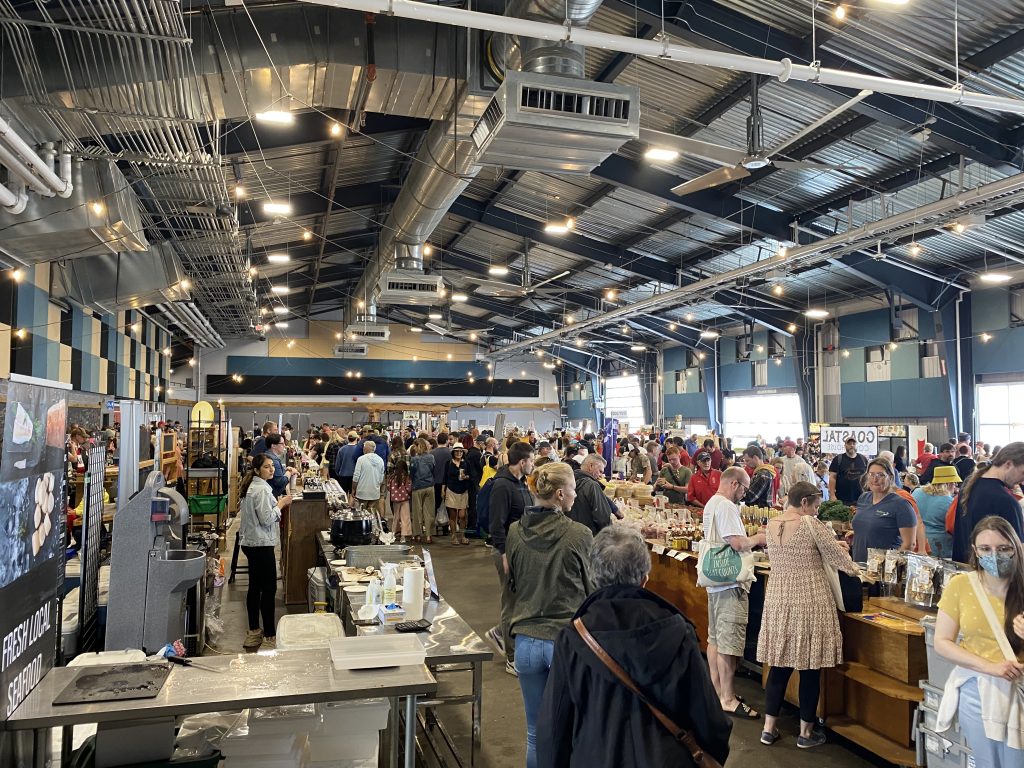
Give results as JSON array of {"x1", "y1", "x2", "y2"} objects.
[
  {"x1": 319, "y1": 699, "x2": 390, "y2": 732},
  {"x1": 308, "y1": 566, "x2": 329, "y2": 613},
  {"x1": 328, "y1": 635, "x2": 425, "y2": 670},
  {"x1": 921, "y1": 616, "x2": 956, "y2": 688},
  {"x1": 276, "y1": 613, "x2": 344, "y2": 651},
  {"x1": 188, "y1": 495, "x2": 227, "y2": 516}
]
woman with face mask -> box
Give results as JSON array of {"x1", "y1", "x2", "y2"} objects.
[{"x1": 934, "y1": 516, "x2": 1024, "y2": 766}]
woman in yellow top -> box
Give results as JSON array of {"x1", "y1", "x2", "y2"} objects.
[{"x1": 934, "y1": 516, "x2": 1024, "y2": 766}]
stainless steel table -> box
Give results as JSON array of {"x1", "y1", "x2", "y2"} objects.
[
  {"x1": 318, "y1": 531, "x2": 494, "y2": 767},
  {"x1": 2, "y1": 648, "x2": 435, "y2": 768}
]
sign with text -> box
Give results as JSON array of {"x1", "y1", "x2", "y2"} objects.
[
  {"x1": 820, "y1": 426, "x2": 878, "y2": 456},
  {"x1": 0, "y1": 380, "x2": 68, "y2": 718}
]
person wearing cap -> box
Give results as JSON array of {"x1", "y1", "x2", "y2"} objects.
[
  {"x1": 444, "y1": 445, "x2": 472, "y2": 544},
  {"x1": 779, "y1": 439, "x2": 816, "y2": 498},
  {"x1": 912, "y1": 465, "x2": 961, "y2": 558},
  {"x1": 537, "y1": 441, "x2": 555, "y2": 462},
  {"x1": 828, "y1": 437, "x2": 868, "y2": 505},
  {"x1": 466, "y1": 436, "x2": 486, "y2": 530},
  {"x1": 687, "y1": 452, "x2": 721, "y2": 508},
  {"x1": 334, "y1": 430, "x2": 362, "y2": 495}
]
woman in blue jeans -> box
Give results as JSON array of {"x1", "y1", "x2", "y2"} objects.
[{"x1": 505, "y1": 462, "x2": 594, "y2": 768}]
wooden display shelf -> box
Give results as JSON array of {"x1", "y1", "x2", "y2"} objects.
[
  {"x1": 282, "y1": 498, "x2": 330, "y2": 605},
  {"x1": 837, "y1": 662, "x2": 924, "y2": 702},
  {"x1": 645, "y1": 546, "x2": 708, "y2": 650},
  {"x1": 827, "y1": 716, "x2": 917, "y2": 766}
]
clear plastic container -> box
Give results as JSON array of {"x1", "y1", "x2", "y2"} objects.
[
  {"x1": 276, "y1": 613, "x2": 344, "y2": 650},
  {"x1": 319, "y1": 699, "x2": 390, "y2": 732},
  {"x1": 328, "y1": 635, "x2": 425, "y2": 670}
]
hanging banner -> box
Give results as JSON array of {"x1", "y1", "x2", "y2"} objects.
[
  {"x1": 820, "y1": 425, "x2": 878, "y2": 456},
  {"x1": 0, "y1": 380, "x2": 68, "y2": 718}
]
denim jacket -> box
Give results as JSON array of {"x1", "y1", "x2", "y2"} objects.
[{"x1": 239, "y1": 476, "x2": 280, "y2": 547}]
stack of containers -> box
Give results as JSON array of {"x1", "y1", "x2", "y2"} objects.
[
  {"x1": 916, "y1": 616, "x2": 974, "y2": 768},
  {"x1": 97, "y1": 564, "x2": 111, "y2": 628},
  {"x1": 221, "y1": 707, "x2": 314, "y2": 768}
]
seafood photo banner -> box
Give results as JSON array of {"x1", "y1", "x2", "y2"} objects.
[{"x1": 0, "y1": 379, "x2": 68, "y2": 718}]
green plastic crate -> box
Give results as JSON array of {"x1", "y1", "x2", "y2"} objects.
[{"x1": 188, "y1": 495, "x2": 226, "y2": 516}]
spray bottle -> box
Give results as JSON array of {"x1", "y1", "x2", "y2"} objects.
[{"x1": 382, "y1": 564, "x2": 398, "y2": 608}]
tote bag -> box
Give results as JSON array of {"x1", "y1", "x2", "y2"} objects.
[{"x1": 696, "y1": 504, "x2": 754, "y2": 588}]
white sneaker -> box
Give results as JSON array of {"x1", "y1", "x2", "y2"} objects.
[
  {"x1": 505, "y1": 660, "x2": 518, "y2": 677},
  {"x1": 486, "y1": 626, "x2": 505, "y2": 655}
]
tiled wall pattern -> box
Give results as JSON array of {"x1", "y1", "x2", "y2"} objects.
[{"x1": 0, "y1": 264, "x2": 169, "y2": 399}]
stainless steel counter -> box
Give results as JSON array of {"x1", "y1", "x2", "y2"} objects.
[
  {"x1": 318, "y1": 530, "x2": 493, "y2": 767},
  {"x1": 4, "y1": 649, "x2": 435, "y2": 768}
]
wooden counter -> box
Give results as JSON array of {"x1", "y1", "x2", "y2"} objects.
[{"x1": 644, "y1": 541, "x2": 924, "y2": 766}]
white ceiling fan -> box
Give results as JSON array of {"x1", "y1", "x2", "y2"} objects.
[{"x1": 641, "y1": 84, "x2": 872, "y2": 197}]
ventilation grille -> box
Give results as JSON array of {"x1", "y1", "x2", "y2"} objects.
[
  {"x1": 334, "y1": 343, "x2": 368, "y2": 357},
  {"x1": 376, "y1": 270, "x2": 445, "y2": 305},
  {"x1": 519, "y1": 86, "x2": 631, "y2": 121}
]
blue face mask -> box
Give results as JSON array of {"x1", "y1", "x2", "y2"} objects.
[{"x1": 978, "y1": 552, "x2": 1015, "y2": 579}]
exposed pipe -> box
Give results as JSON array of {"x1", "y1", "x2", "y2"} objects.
[
  {"x1": 0, "y1": 142, "x2": 52, "y2": 195},
  {"x1": 955, "y1": 291, "x2": 965, "y2": 434},
  {"x1": 301, "y1": 0, "x2": 1024, "y2": 117},
  {"x1": 0, "y1": 119, "x2": 71, "y2": 196},
  {"x1": 1, "y1": 181, "x2": 28, "y2": 214},
  {"x1": 490, "y1": 170, "x2": 1024, "y2": 357}
]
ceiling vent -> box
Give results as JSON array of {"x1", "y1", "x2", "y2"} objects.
[
  {"x1": 0, "y1": 159, "x2": 147, "y2": 262},
  {"x1": 471, "y1": 71, "x2": 640, "y2": 174},
  {"x1": 334, "y1": 343, "x2": 369, "y2": 357},
  {"x1": 376, "y1": 269, "x2": 446, "y2": 305},
  {"x1": 344, "y1": 323, "x2": 391, "y2": 342}
]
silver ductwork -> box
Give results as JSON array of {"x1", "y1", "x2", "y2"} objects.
[
  {"x1": 155, "y1": 301, "x2": 225, "y2": 350},
  {"x1": 489, "y1": 0, "x2": 606, "y2": 79},
  {"x1": 356, "y1": 0, "x2": 608, "y2": 322},
  {"x1": 52, "y1": 242, "x2": 188, "y2": 312}
]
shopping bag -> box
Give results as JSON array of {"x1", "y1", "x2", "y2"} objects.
[{"x1": 435, "y1": 503, "x2": 449, "y2": 526}]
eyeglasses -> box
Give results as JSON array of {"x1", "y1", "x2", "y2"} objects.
[
  {"x1": 975, "y1": 545, "x2": 1016, "y2": 556},
  {"x1": 866, "y1": 472, "x2": 889, "y2": 480}
]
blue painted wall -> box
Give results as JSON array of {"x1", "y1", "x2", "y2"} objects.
[
  {"x1": 971, "y1": 288, "x2": 1024, "y2": 375},
  {"x1": 664, "y1": 392, "x2": 710, "y2": 420},
  {"x1": 841, "y1": 378, "x2": 951, "y2": 418},
  {"x1": 227, "y1": 355, "x2": 494, "y2": 379}
]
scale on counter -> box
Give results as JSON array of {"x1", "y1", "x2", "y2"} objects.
[{"x1": 53, "y1": 663, "x2": 171, "y2": 705}]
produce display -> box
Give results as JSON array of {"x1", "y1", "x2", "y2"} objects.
[{"x1": 818, "y1": 500, "x2": 853, "y2": 523}]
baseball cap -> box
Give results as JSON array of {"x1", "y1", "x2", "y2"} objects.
[
  {"x1": 475, "y1": 435, "x2": 487, "y2": 444},
  {"x1": 782, "y1": 439, "x2": 797, "y2": 448},
  {"x1": 695, "y1": 451, "x2": 712, "y2": 462},
  {"x1": 347, "y1": 430, "x2": 359, "y2": 439}
]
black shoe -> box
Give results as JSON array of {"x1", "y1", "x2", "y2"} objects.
[{"x1": 760, "y1": 730, "x2": 781, "y2": 746}]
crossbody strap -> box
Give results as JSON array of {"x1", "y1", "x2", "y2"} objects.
[
  {"x1": 968, "y1": 571, "x2": 1018, "y2": 663},
  {"x1": 573, "y1": 617, "x2": 719, "y2": 768}
]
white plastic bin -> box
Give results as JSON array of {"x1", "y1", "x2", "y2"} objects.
[
  {"x1": 328, "y1": 636, "x2": 425, "y2": 671},
  {"x1": 308, "y1": 566, "x2": 329, "y2": 613},
  {"x1": 319, "y1": 699, "x2": 391, "y2": 732},
  {"x1": 308, "y1": 731, "x2": 378, "y2": 762},
  {"x1": 277, "y1": 613, "x2": 345, "y2": 651}
]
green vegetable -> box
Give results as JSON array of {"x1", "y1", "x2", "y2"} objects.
[{"x1": 819, "y1": 500, "x2": 853, "y2": 522}]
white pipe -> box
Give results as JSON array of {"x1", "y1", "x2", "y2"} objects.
[
  {"x1": 492, "y1": 170, "x2": 1024, "y2": 357},
  {"x1": 955, "y1": 291, "x2": 964, "y2": 434},
  {"x1": 0, "y1": 118, "x2": 70, "y2": 195},
  {"x1": 0, "y1": 141, "x2": 51, "y2": 195},
  {"x1": 0, "y1": 181, "x2": 28, "y2": 214},
  {"x1": 58, "y1": 153, "x2": 73, "y2": 199},
  {"x1": 301, "y1": 0, "x2": 1024, "y2": 117}
]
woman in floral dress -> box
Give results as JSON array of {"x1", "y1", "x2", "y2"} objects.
[{"x1": 757, "y1": 481, "x2": 861, "y2": 749}]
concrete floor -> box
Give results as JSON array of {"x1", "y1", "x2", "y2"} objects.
[{"x1": 221, "y1": 529, "x2": 887, "y2": 768}]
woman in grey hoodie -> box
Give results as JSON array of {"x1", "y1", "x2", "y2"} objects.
[{"x1": 506, "y1": 462, "x2": 593, "y2": 768}]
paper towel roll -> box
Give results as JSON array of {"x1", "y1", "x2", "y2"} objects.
[{"x1": 403, "y1": 567, "x2": 425, "y2": 621}]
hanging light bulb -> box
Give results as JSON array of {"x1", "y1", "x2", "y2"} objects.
[{"x1": 833, "y1": 4, "x2": 847, "y2": 20}]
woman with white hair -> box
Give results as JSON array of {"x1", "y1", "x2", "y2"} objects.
[{"x1": 537, "y1": 526, "x2": 730, "y2": 768}]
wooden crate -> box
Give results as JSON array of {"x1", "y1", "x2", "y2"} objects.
[
  {"x1": 646, "y1": 550, "x2": 708, "y2": 649},
  {"x1": 841, "y1": 612, "x2": 927, "y2": 685}
]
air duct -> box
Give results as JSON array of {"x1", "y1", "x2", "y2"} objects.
[{"x1": 354, "y1": 0, "x2": 610, "y2": 322}]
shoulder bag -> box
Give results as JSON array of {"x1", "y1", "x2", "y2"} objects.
[
  {"x1": 574, "y1": 617, "x2": 723, "y2": 768},
  {"x1": 802, "y1": 515, "x2": 863, "y2": 612},
  {"x1": 696, "y1": 504, "x2": 754, "y2": 588}
]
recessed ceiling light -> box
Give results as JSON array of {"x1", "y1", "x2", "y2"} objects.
[
  {"x1": 451, "y1": 292, "x2": 468, "y2": 302},
  {"x1": 630, "y1": 344, "x2": 646, "y2": 351},
  {"x1": 804, "y1": 308, "x2": 830, "y2": 319},
  {"x1": 980, "y1": 272, "x2": 1011, "y2": 283},
  {"x1": 700, "y1": 330, "x2": 719, "y2": 339},
  {"x1": 267, "y1": 253, "x2": 290, "y2": 263},
  {"x1": 263, "y1": 202, "x2": 292, "y2": 216},
  {"x1": 428, "y1": 311, "x2": 443, "y2": 320},
  {"x1": 488, "y1": 265, "x2": 509, "y2": 276},
  {"x1": 644, "y1": 147, "x2": 679, "y2": 163},
  {"x1": 273, "y1": 306, "x2": 288, "y2": 315},
  {"x1": 543, "y1": 220, "x2": 572, "y2": 235},
  {"x1": 270, "y1": 285, "x2": 290, "y2": 294},
  {"x1": 255, "y1": 110, "x2": 295, "y2": 125}
]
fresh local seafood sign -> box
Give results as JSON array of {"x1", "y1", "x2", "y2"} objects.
[
  {"x1": 0, "y1": 380, "x2": 67, "y2": 718},
  {"x1": 820, "y1": 426, "x2": 878, "y2": 456}
]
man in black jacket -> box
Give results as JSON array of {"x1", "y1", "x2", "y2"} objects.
[
  {"x1": 466, "y1": 436, "x2": 485, "y2": 531},
  {"x1": 538, "y1": 526, "x2": 731, "y2": 767},
  {"x1": 486, "y1": 441, "x2": 534, "y2": 675},
  {"x1": 569, "y1": 454, "x2": 618, "y2": 535}
]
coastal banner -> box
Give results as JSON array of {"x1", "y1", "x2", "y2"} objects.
[{"x1": 0, "y1": 380, "x2": 68, "y2": 718}]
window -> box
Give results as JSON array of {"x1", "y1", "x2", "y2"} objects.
[
  {"x1": 977, "y1": 382, "x2": 1024, "y2": 446},
  {"x1": 605, "y1": 374, "x2": 646, "y2": 425},
  {"x1": 724, "y1": 393, "x2": 804, "y2": 446}
]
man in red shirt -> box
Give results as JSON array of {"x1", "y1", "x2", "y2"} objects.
[
  {"x1": 687, "y1": 451, "x2": 721, "y2": 508},
  {"x1": 914, "y1": 442, "x2": 937, "y2": 475}
]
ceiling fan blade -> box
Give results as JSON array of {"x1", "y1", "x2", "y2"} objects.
[
  {"x1": 639, "y1": 127, "x2": 748, "y2": 167},
  {"x1": 767, "y1": 89, "x2": 873, "y2": 159},
  {"x1": 773, "y1": 160, "x2": 868, "y2": 172},
  {"x1": 671, "y1": 166, "x2": 751, "y2": 196}
]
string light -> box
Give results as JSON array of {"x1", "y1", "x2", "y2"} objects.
[
  {"x1": 787, "y1": 323, "x2": 798, "y2": 333},
  {"x1": 316, "y1": 378, "x2": 322, "y2": 385},
  {"x1": 11, "y1": 268, "x2": 23, "y2": 282},
  {"x1": 980, "y1": 333, "x2": 993, "y2": 343},
  {"x1": 834, "y1": 4, "x2": 847, "y2": 20}
]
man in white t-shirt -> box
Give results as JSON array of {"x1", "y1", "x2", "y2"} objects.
[
  {"x1": 779, "y1": 439, "x2": 816, "y2": 497},
  {"x1": 702, "y1": 466, "x2": 767, "y2": 720}
]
